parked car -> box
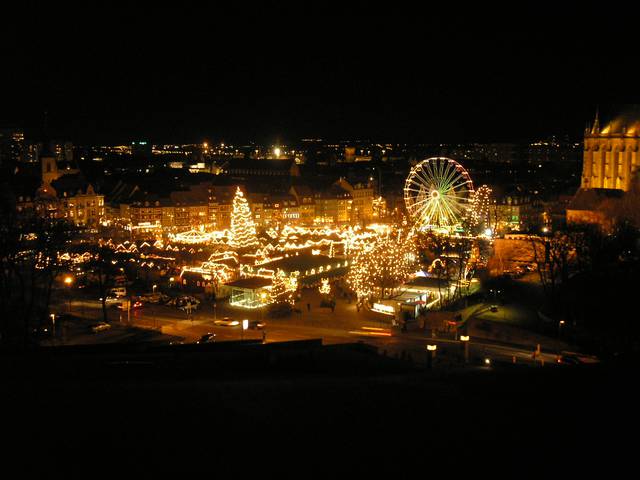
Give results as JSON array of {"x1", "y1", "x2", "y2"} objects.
[
  {"x1": 91, "y1": 322, "x2": 111, "y2": 333},
  {"x1": 214, "y1": 317, "x2": 240, "y2": 327},
  {"x1": 490, "y1": 305, "x2": 498, "y2": 313},
  {"x1": 196, "y1": 333, "x2": 216, "y2": 343},
  {"x1": 140, "y1": 292, "x2": 162, "y2": 304},
  {"x1": 173, "y1": 295, "x2": 201, "y2": 309}
]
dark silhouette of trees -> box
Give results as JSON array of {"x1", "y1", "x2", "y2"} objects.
[
  {"x1": 89, "y1": 246, "x2": 119, "y2": 324},
  {"x1": 0, "y1": 190, "x2": 73, "y2": 347}
]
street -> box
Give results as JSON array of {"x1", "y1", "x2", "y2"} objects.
[{"x1": 50, "y1": 286, "x2": 564, "y2": 369}]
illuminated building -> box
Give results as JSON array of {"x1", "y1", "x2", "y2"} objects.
[
  {"x1": 580, "y1": 111, "x2": 640, "y2": 191},
  {"x1": 569, "y1": 110, "x2": 640, "y2": 229},
  {"x1": 288, "y1": 185, "x2": 316, "y2": 225},
  {"x1": 242, "y1": 253, "x2": 349, "y2": 287},
  {"x1": 313, "y1": 182, "x2": 353, "y2": 224},
  {"x1": 336, "y1": 178, "x2": 374, "y2": 224},
  {"x1": 24, "y1": 142, "x2": 105, "y2": 226},
  {"x1": 0, "y1": 128, "x2": 25, "y2": 167},
  {"x1": 221, "y1": 277, "x2": 272, "y2": 309}
]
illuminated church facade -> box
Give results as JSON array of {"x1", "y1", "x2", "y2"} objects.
[
  {"x1": 580, "y1": 113, "x2": 640, "y2": 191},
  {"x1": 568, "y1": 111, "x2": 640, "y2": 229}
]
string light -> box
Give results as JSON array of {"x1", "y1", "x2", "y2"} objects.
[
  {"x1": 229, "y1": 187, "x2": 259, "y2": 250},
  {"x1": 347, "y1": 230, "x2": 417, "y2": 300},
  {"x1": 470, "y1": 185, "x2": 492, "y2": 229},
  {"x1": 319, "y1": 278, "x2": 331, "y2": 295}
]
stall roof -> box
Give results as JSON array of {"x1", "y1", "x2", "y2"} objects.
[{"x1": 224, "y1": 277, "x2": 272, "y2": 290}]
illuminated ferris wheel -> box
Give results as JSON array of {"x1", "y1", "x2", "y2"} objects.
[{"x1": 404, "y1": 157, "x2": 475, "y2": 229}]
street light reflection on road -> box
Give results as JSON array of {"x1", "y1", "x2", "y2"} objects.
[{"x1": 349, "y1": 326, "x2": 392, "y2": 337}]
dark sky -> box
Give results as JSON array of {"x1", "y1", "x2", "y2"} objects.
[{"x1": 2, "y1": 2, "x2": 638, "y2": 144}]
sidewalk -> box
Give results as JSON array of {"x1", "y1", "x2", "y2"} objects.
[{"x1": 401, "y1": 320, "x2": 571, "y2": 355}]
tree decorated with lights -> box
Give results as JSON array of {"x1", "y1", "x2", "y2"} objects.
[
  {"x1": 270, "y1": 269, "x2": 296, "y2": 305},
  {"x1": 469, "y1": 185, "x2": 492, "y2": 232},
  {"x1": 319, "y1": 278, "x2": 331, "y2": 296},
  {"x1": 230, "y1": 187, "x2": 258, "y2": 250},
  {"x1": 347, "y1": 231, "x2": 417, "y2": 300}
]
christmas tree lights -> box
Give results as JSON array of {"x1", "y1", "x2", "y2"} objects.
[
  {"x1": 470, "y1": 185, "x2": 492, "y2": 229},
  {"x1": 230, "y1": 187, "x2": 259, "y2": 250},
  {"x1": 270, "y1": 269, "x2": 296, "y2": 305},
  {"x1": 319, "y1": 278, "x2": 331, "y2": 295},
  {"x1": 347, "y1": 231, "x2": 417, "y2": 300}
]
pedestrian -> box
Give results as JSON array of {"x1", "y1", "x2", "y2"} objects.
[
  {"x1": 262, "y1": 330, "x2": 266, "y2": 344},
  {"x1": 307, "y1": 303, "x2": 311, "y2": 312}
]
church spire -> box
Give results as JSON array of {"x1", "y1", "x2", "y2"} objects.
[{"x1": 591, "y1": 106, "x2": 600, "y2": 134}]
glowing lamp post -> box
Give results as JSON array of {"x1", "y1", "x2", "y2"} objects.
[
  {"x1": 460, "y1": 335, "x2": 470, "y2": 363},
  {"x1": 558, "y1": 320, "x2": 565, "y2": 338},
  {"x1": 64, "y1": 276, "x2": 73, "y2": 313},
  {"x1": 426, "y1": 344, "x2": 437, "y2": 369},
  {"x1": 50, "y1": 313, "x2": 56, "y2": 340},
  {"x1": 241, "y1": 319, "x2": 249, "y2": 340}
]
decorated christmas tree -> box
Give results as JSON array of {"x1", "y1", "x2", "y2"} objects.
[
  {"x1": 319, "y1": 278, "x2": 331, "y2": 296},
  {"x1": 347, "y1": 231, "x2": 417, "y2": 300},
  {"x1": 230, "y1": 187, "x2": 259, "y2": 250},
  {"x1": 270, "y1": 269, "x2": 295, "y2": 305}
]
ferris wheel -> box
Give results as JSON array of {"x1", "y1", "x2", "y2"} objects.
[{"x1": 404, "y1": 157, "x2": 475, "y2": 229}]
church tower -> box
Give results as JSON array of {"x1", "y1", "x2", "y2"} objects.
[
  {"x1": 581, "y1": 110, "x2": 640, "y2": 192},
  {"x1": 41, "y1": 142, "x2": 60, "y2": 185}
]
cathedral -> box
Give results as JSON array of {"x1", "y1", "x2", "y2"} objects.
[
  {"x1": 568, "y1": 110, "x2": 640, "y2": 230},
  {"x1": 580, "y1": 111, "x2": 640, "y2": 191}
]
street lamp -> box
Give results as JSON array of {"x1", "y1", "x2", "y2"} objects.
[
  {"x1": 427, "y1": 344, "x2": 437, "y2": 369},
  {"x1": 64, "y1": 275, "x2": 73, "y2": 313},
  {"x1": 460, "y1": 335, "x2": 470, "y2": 363},
  {"x1": 153, "y1": 284, "x2": 157, "y2": 294},
  {"x1": 558, "y1": 320, "x2": 565, "y2": 338},
  {"x1": 241, "y1": 319, "x2": 248, "y2": 340}
]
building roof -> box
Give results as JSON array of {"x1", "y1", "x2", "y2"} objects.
[
  {"x1": 315, "y1": 183, "x2": 352, "y2": 200},
  {"x1": 225, "y1": 158, "x2": 298, "y2": 175},
  {"x1": 567, "y1": 188, "x2": 624, "y2": 211},
  {"x1": 224, "y1": 277, "x2": 272, "y2": 289},
  {"x1": 259, "y1": 254, "x2": 339, "y2": 273},
  {"x1": 404, "y1": 275, "x2": 452, "y2": 290},
  {"x1": 50, "y1": 173, "x2": 96, "y2": 198}
]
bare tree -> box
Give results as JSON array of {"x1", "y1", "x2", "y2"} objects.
[{"x1": 0, "y1": 191, "x2": 73, "y2": 347}]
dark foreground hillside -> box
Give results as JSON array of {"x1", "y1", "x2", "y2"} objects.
[{"x1": 1, "y1": 340, "x2": 634, "y2": 475}]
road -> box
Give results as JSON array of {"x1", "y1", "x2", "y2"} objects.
[{"x1": 51, "y1": 288, "x2": 562, "y2": 368}]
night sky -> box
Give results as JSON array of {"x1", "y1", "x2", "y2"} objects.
[{"x1": 2, "y1": 3, "x2": 638, "y2": 144}]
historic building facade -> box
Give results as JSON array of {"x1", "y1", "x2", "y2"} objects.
[{"x1": 581, "y1": 114, "x2": 640, "y2": 191}]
